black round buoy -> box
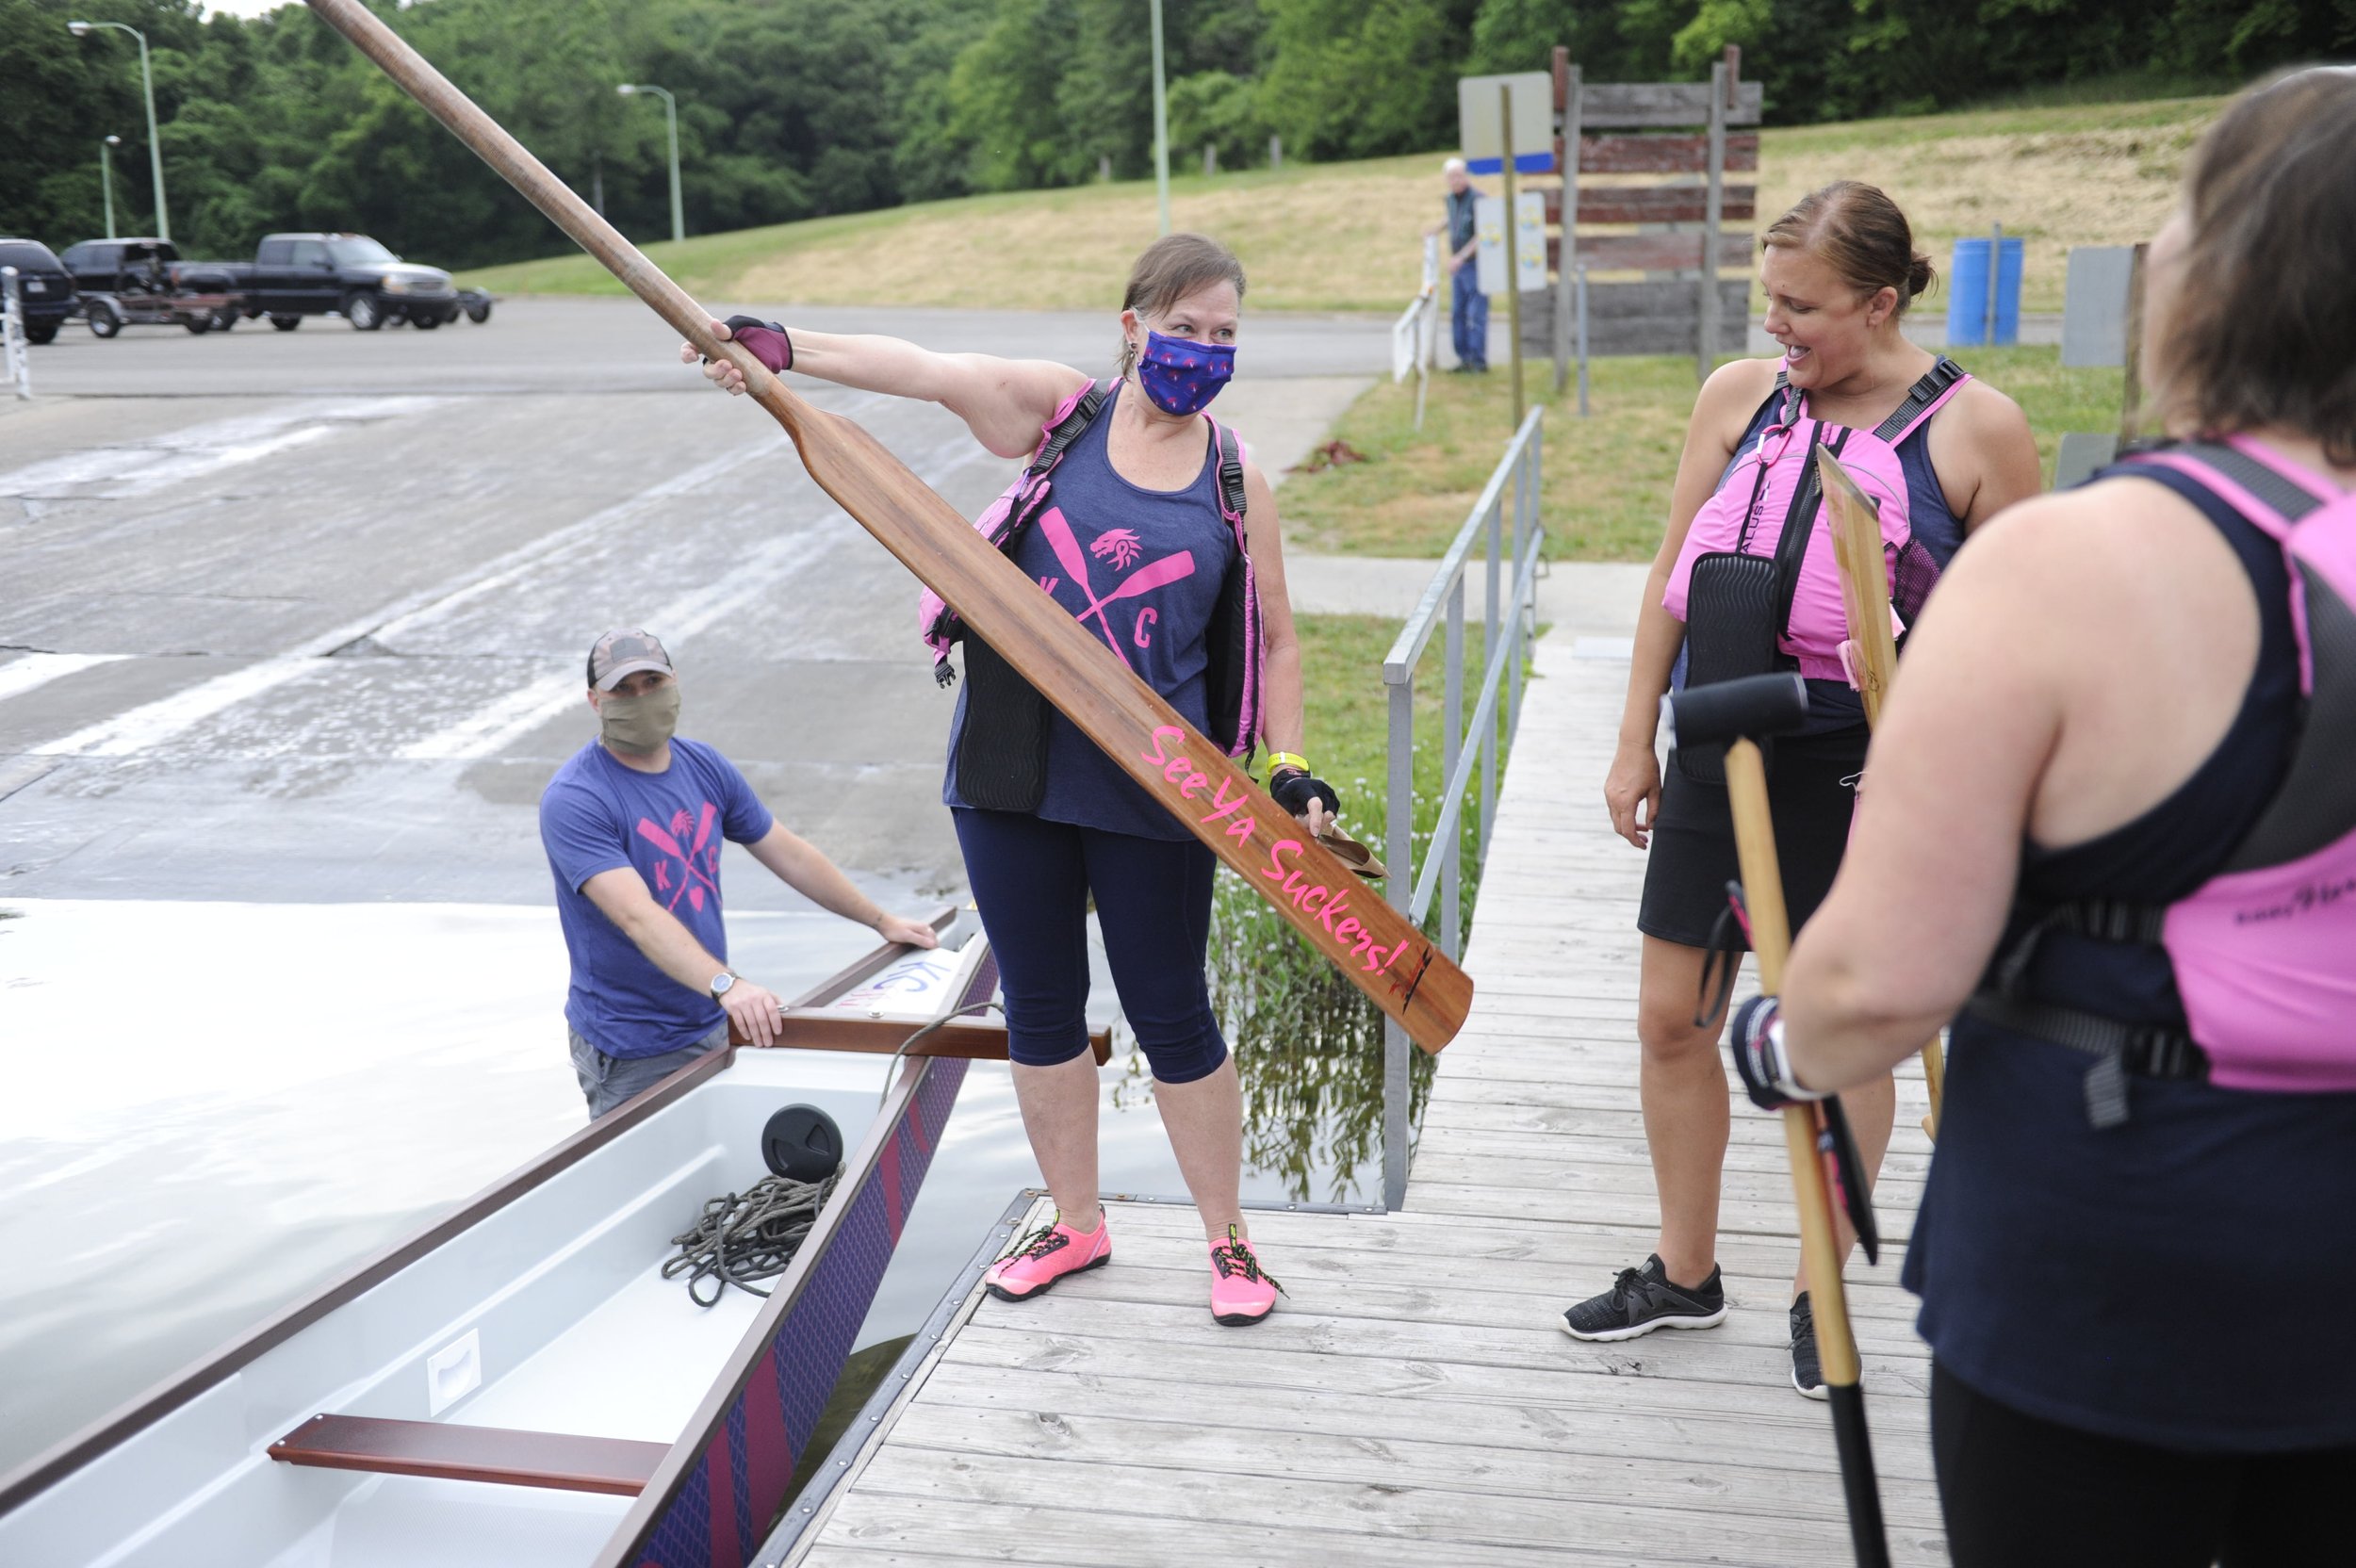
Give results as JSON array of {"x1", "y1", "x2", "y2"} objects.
[{"x1": 761, "y1": 1104, "x2": 843, "y2": 1183}]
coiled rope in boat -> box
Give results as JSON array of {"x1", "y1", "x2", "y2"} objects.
[{"x1": 663, "y1": 1170, "x2": 840, "y2": 1307}]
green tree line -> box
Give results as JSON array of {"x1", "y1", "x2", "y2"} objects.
[{"x1": 5, "y1": 0, "x2": 2349, "y2": 270}]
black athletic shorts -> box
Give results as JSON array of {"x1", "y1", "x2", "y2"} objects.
[{"x1": 1635, "y1": 726, "x2": 1870, "y2": 951}]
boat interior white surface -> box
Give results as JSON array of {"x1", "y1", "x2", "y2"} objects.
[{"x1": 2, "y1": 1048, "x2": 895, "y2": 1568}]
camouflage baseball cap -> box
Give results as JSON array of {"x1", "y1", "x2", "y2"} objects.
[{"x1": 586, "y1": 629, "x2": 674, "y2": 691}]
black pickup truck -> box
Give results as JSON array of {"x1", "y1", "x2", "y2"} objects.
[{"x1": 217, "y1": 233, "x2": 490, "y2": 331}]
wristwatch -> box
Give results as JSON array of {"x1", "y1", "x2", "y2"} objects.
[{"x1": 709, "y1": 971, "x2": 738, "y2": 999}]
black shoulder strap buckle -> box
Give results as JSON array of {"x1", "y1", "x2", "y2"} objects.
[{"x1": 1872, "y1": 357, "x2": 1968, "y2": 444}]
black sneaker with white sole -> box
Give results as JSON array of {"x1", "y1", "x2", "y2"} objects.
[
  {"x1": 1791, "y1": 1291, "x2": 1830, "y2": 1401},
  {"x1": 1561, "y1": 1254, "x2": 1727, "y2": 1342}
]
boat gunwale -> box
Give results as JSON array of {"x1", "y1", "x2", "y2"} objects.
[
  {"x1": 588, "y1": 933, "x2": 995, "y2": 1567},
  {"x1": 0, "y1": 905, "x2": 960, "y2": 1519}
]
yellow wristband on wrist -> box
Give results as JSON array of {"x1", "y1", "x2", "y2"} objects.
[{"x1": 1266, "y1": 751, "x2": 1311, "y2": 776}]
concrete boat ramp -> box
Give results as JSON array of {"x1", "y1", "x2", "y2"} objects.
[{"x1": 781, "y1": 630, "x2": 1946, "y2": 1566}]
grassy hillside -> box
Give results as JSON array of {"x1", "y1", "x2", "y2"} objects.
[
  {"x1": 1281, "y1": 345, "x2": 2130, "y2": 563},
  {"x1": 464, "y1": 97, "x2": 2222, "y2": 316}
]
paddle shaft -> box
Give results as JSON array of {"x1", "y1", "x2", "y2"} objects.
[
  {"x1": 1725, "y1": 738, "x2": 1890, "y2": 1568},
  {"x1": 1817, "y1": 449, "x2": 1946, "y2": 1132},
  {"x1": 301, "y1": 0, "x2": 1466, "y2": 1051}
]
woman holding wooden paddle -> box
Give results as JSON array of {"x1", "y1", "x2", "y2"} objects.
[
  {"x1": 686, "y1": 233, "x2": 1335, "y2": 1328},
  {"x1": 1740, "y1": 68, "x2": 2356, "y2": 1562},
  {"x1": 1565, "y1": 185, "x2": 2040, "y2": 1396}
]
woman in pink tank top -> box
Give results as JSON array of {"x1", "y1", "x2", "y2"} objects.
[{"x1": 1561, "y1": 184, "x2": 2039, "y2": 1395}]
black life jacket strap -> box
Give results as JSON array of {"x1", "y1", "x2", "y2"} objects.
[
  {"x1": 1873, "y1": 357, "x2": 1967, "y2": 443},
  {"x1": 2151, "y1": 441, "x2": 2331, "y2": 525},
  {"x1": 1964, "y1": 991, "x2": 2207, "y2": 1129},
  {"x1": 1214, "y1": 423, "x2": 1248, "y2": 537},
  {"x1": 1029, "y1": 379, "x2": 1112, "y2": 477}
]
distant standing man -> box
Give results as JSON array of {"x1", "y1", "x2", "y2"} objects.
[
  {"x1": 1431, "y1": 157, "x2": 1488, "y2": 372},
  {"x1": 541, "y1": 629, "x2": 938, "y2": 1117}
]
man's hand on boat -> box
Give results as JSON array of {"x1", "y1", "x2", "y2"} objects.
[
  {"x1": 719, "y1": 975, "x2": 789, "y2": 1048},
  {"x1": 874, "y1": 913, "x2": 941, "y2": 949}
]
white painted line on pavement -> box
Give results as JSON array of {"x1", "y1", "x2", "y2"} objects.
[
  {"x1": 0, "y1": 653, "x2": 130, "y2": 706},
  {"x1": 402, "y1": 418, "x2": 997, "y2": 763},
  {"x1": 0, "y1": 398, "x2": 446, "y2": 500},
  {"x1": 401, "y1": 522, "x2": 850, "y2": 760},
  {"x1": 25, "y1": 443, "x2": 780, "y2": 760}
]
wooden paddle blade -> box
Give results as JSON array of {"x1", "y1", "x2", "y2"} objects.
[
  {"x1": 1814, "y1": 449, "x2": 1901, "y2": 728},
  {"x1": 300, "y1": 0, "x2": 1470, "y2": 1052}
]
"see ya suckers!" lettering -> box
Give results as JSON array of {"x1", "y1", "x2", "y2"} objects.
[{"x1": 1141, "y1": 726, "x2": 1413, "y2": 977}]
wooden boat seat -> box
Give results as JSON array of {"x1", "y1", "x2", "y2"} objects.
[{"x1": 268, "y1": 1413, "x2": 669, "y2": 1496}]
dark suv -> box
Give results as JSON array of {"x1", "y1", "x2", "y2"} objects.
[{"x1": 0, "y1": 238, "x2": 77, "y2": 344}]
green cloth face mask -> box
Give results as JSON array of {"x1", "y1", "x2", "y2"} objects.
[{"x1": 599, "y1": 684, "x2": 680, "y2": 753}]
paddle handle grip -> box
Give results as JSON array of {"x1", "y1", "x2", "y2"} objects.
[{"x1": 302, "y1": 0, "x2": 794, "y2": 428}]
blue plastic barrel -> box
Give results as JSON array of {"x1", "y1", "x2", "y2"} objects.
[{"x1": 1946, "y1": 237, "x2": 2024, "y2": 346}]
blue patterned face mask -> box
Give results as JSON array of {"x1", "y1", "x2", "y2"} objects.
[{"x1": 1134, "y1": 327, "x2": 1235, "y2": 416}]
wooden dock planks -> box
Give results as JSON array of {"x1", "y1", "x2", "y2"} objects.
[{"x1": 791, "y1": 629, "x2": 1945, "y2": 1565}]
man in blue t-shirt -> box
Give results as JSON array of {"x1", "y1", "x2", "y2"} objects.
[{"x1": 540, "y1": 629, "x2": 938, "y2": 1117}]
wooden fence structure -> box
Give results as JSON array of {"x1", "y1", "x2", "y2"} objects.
[{"x1": 1532, "y1": 45, "x2": 1761, "y2": 384}]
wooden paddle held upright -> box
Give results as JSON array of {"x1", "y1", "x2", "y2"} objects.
[
  {"x1": 301, "y1": 0, "x2": 1467, "y2": 1051},
  {"x1": 1816, "y1": 449, "x2": 1946, "y2": 1133},
  {"x1": 1725, "y1": 732, "x2": 1890, "y2": 1568}
]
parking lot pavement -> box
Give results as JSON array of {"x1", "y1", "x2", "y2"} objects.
[{"x1": 0, "y1": 298, "x2": 1389, "y2": 907}]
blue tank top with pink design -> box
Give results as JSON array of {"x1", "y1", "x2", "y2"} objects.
[{"x1": 942, "y1": 383, "x2": 1237, "y2": 840}]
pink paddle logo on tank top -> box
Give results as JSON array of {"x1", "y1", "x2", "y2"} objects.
[{"x1": 914, "y1": 378, "x2": 1263, "y2": 757}]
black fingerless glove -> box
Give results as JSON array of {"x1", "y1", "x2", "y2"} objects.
[
  {"x1": 1727, "y1": 995, "x2": 1828, "y2": 1113},
  {"x1": 1269, "y1": 769, "x2": 1340, "y2": 820},
  {"x1": 723, "y1": 315, "x2": 793, "y2": 373}
]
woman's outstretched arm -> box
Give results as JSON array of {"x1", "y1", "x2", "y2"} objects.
[{"x1": 680, "y1": 319, "x2": 1090, "y2": 460}]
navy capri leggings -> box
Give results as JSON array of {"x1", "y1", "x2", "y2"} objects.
[{"x1": 952, "y1": 808, "x2": 1229, "y2": 1084}]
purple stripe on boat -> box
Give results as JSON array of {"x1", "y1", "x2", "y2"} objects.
[{"x1": 631, "y1": 1055, "x2": 970, "y2": 1568}]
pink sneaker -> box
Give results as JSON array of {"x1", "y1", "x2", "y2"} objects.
[
  {"x1": 1208, "y1": 1225, "x2": 1284, "y2": 1326},
  {"x1": 984, "y1": 1213, "x2": 1110, "y2": 1301}
]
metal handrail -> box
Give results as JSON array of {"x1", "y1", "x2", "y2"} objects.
[
  {"x1": 1407, "y1": 531, "x2": 1544, "y2": 923},
  {"x1": 1374, "y1": 405, "x2": 1546, "y2": 1209}
]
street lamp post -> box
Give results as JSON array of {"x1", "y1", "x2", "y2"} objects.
[
  {"x1": 1148, "y1": 0, "x2": 1170, "y2": 235},
  {"x1": 616, "y1": 84, "x2": 684, "y2": 245},
  {"x1": 69, "y1": 21, "x2": 168, "y2": 243},
  {"x1": 101, "y1": 135, "x2": 123, "y2": 239}
]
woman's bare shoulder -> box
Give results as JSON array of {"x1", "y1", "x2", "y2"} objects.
[
  {"x1": 1689, "y1": 354, "x2": 1784, "y2": 440},
  {"x1": 1945, "y1": 376, "x2": 2033, "y2": 444}
]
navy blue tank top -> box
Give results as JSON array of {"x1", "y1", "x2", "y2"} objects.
[
  {"x1": 942, "y1": 385, "x2": 1236, "y2": 840},
  {"x1": 1673, "y1": 363, "x2": 1968, "y2": 733},
  {"x1": 1905, "y1": 458, "x2": 2356, "y2": 1451}
]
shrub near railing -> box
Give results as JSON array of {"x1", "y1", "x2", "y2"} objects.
[{"x1": 1110, "y1": 627, "x2": 1517, "y2": 1206}]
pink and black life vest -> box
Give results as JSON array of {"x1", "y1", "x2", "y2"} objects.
[
  {"x1": 917, "y1": 377, "x2": 1263, "y2": 761},
  {"x1": 1664, "y1": 360, "x2": 1970, "y2": 683},
  {"x1": 1973, "y1": 436, "x2": 2356, "y2": 1124}
]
